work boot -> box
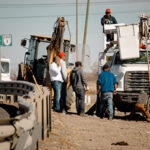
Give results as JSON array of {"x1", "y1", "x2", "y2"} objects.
[
  {"x1": 109, "y1": 116, "x2": 113, "y2": 120},
  {"x1": 79, "y1": 113, "x2": 86, "y2": 117},
  {"x1": 62, "y1": 109, "x2": 67, "y2": 114}
]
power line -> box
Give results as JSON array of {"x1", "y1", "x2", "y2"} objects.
[
  {"x1": 0, "y1": 0, "x2": 149, "y2": 8},
  {"x1": 0, "y1": 9, "x2": 149, "y2": 20}
]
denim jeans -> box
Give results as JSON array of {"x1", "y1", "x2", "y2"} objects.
[
  {"x1": 52, "y1": 81, "x2": 62, "y2": 111},
  {"x1": 60, "y1": 82, "x2": 67, "y2": 111},
  {"x1": 99, "y1": 92, "x2": 113, "y2": 118},
  {"x1": 74, "y1": 88, "x2": 85, "y2": 114}
]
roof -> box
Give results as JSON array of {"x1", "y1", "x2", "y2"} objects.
[
  {"x1": 31, "y1": 35, "x2": 70, "y2": 41},
  {"x1": 1, "y1": 58, "x2": 10, "y2": 62}
]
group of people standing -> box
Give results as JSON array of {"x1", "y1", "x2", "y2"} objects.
[
  {"x1": 49, "y1": 8, "x2": 118, "y2": 118},
  {"x1": 49, "y1": 51, "x2": 117, "y2": 120},
  {"x1": 49, "y1": 52, "x2": 88, "y2": 116},
  {"x1": 49, "y1": 8, "x2": 150, "y2": 122}
]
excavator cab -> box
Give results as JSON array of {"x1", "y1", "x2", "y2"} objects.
[{"x1": 19, "y1": 35, "x2": 72, "y2": 85}]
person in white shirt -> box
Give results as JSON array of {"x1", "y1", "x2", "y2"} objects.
[
  {"x1": 58, "y1": 52, "x2": 68, "y2": 113},
  {"x1": 49, "y1": 56, "x2": 63, "y2": 112}
]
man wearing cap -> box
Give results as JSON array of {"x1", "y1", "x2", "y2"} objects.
[
  {"x1": 97, "y1": 64, "x2": 117, "y2": 120},
  {"x1": 58, "y1": 52, "x2": 68, "y2": 113},
  {"x1": 101, "y1": 8, "x2": 117, "y2": 26},
  {"x1": 101, "y1": 8, "x2": 117, "y2": 41}
]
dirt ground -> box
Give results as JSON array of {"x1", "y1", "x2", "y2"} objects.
[{"x1": 39, "y1": 73, "x2": 150, "y2": 150}]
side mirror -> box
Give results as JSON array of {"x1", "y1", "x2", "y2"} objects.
[
  {"x1": 70, "y1": 44, "x2": 76, "y2": 52},
  {"x1": 25, "y1": 52, "x2": 30, "y2": 55},
  {"x1": 21, "y1": 39, "x2": 27, "y2": 47},
  {"x1": 100, "y1": 59, "x2": 104, "y2": 65},
  {"x1": 42, "y1": 55, "x2": 47, "y2": 58}
]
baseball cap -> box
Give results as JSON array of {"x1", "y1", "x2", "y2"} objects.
[
  {"x1": 58, "y1": 52, "x2": 67, "y2": 58},
  {"x1": 106, "y1": 8, "x2": 111, "y2": 13}
]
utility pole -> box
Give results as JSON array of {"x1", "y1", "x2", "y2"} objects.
[
  {"x1": 82, "y1": 0, "x2": 90, "y2": 66},
  {"x1": 76, "y1": 0, "x2": 79, "y2": 61}
]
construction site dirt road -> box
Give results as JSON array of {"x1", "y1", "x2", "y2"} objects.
[
  {"x1": 39, "y1": 110, "x2": 150, "y2": 150},
  {"x1": 39, "y1": 74, "x2": 150, "y2": 150}
]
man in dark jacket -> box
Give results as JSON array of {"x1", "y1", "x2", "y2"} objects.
[
  {"x1": 101, "y1": 8, "x2": 117, "y2": 41},
  {"x1": 101, "y1": 8, "x2": 117, "y2": 26},
  {"x1": 70, "y1": 61, "x2": 88, "y2": 116}
]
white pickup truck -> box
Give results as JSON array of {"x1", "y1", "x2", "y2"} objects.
[
  {"x1": 98, "y1": 23, "x2": 150, "y2": 112},
  {"x1": 1, "y1": 58, "x2": 11, "y2": 81}
]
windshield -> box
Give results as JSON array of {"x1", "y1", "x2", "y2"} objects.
[
  {"x1": 1, "y1": 62, "x2": 9, "y2": 73},
  {"x1": 37, "y1": 41, "x2": 49, "y2": 59},
  {"x1": 26, "y1": 37, "x2": 50, "y2": 68},
  {"x1": 114, "y1": 51, "x2": 150, "y2": 64}
]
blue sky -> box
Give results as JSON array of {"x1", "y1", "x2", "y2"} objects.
[{"x1": 0, "y1": 0, "x2": 150, "y2": 71}]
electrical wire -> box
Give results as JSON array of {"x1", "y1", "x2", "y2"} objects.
[
  {"x1": 0, "y1": 0, "x2": 149, "y2": 8},
  {"x1": 0, "y1": 9, "x2": 149, "y2": 20}
]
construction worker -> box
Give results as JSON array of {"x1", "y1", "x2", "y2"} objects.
[
  {"x1": 49, "y1": 56, "x2": 63, "y2": 112},
  {"x1": 101, "y1": 8, "x2": 117, "y2": 41},
  {"x1": 70, "y1": 61, "x2": 88, "y2": 116},
  {"x1": 58, "y1": 52, "x2": 68, "y2": 114},
  {"x1": 97, "y1": 64, "x2": 117, "y2": 120}
]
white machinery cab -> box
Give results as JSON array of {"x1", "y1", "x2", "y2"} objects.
[
  {"x1": 1, "y1": 58, "x2": 11, "y2": 81},
  {"x1": 103, "y1": 24, "x2": 140, "y2": 60},
  {"x1": 116, "y1": 24, "x2": 139, "y2": 60}
]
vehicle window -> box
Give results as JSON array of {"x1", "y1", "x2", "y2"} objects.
[
  {"x1": 115, "y1": 51, "x2": 150, "y2": 64},
  {"x1": 26, "y1": 38, "x2": 36, "y2": 68},
  {"x1": 26, "y1": 38, "x2": 50, "y2": 68},
  {"x1": 1, "y1": 62, "x2": 9, "y2": 73},
  {"x1": 37, "y1": 41, "x2": 49, "y2": 59}
]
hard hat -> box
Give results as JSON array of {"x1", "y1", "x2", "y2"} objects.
[
  {"x1": 140, "y1": 44, "x2": 146, "y2": 49},
  {"x1": 106, "y1": 8, "x2": 111, "y2": 13},
  {"x1": 58, "y1": 52, "x2": 67, "y2": 58}
]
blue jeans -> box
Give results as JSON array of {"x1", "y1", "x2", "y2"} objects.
[
  {"x1": 52, "y1": 81, "x2": 62, "y2": 111},
  {"x1": 100, "y1": 92, "x2": 113, "y2": 118},
  {"x1": 74, "y1": 88, "x2": 85, "y2": 114},
  {"x1": 61, "y1": 82, "x2": 67, "y2": 111}
]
